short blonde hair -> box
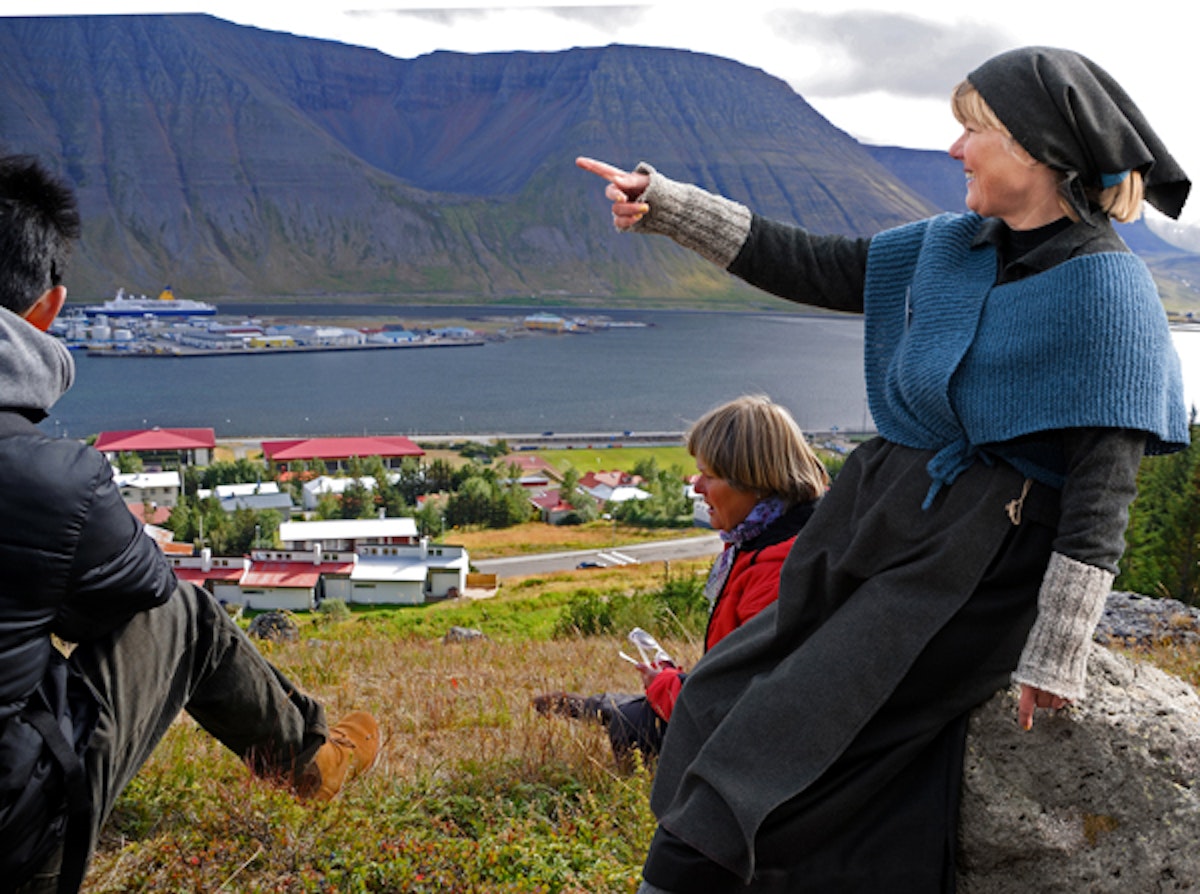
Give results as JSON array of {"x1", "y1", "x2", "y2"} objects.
[
  {"x1": 686, "y1": 394, "x2": 829, "y2": 504},
  {"x1": 951, "y1": 80, "x2": 1144, "y2": 223}
]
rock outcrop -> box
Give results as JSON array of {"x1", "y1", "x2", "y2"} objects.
[{"x1": 959, "y1": 646, "x2": 1200, "y2": 892}]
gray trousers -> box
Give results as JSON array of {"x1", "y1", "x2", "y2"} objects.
[{"x1": 16, "y1": 580, "x2": 326, "y2": 893}]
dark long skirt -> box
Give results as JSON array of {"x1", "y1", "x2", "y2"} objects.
[{"x1": 643, "y1": 439, "x2": 1060, "y2": 893}]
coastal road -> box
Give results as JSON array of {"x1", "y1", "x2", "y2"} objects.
[{"x1": 473, "y1": 533, "x2": 722, "y2": 579}]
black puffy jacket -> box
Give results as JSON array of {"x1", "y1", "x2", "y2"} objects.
[{"x1": 0, "y1": 408, "x2": 176, "y2": 881}]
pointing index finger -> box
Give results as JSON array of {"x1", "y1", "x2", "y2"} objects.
[{"x1": 576, "y1": 156, "x2": 628, "y2": 183}]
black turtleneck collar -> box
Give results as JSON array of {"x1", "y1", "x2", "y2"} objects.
[{"x1": 973, "y1": 215, "x2": 1127, "y2": 285}]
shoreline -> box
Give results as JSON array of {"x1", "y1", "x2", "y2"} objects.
[
  {"x1": 83, "y1": 338, "x2": 486, "y2": 358},
  {"x1": 213, "y1": 429, "x2": 867, "y2": 460}
]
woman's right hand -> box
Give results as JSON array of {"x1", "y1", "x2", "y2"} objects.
[
  {"x1": 576, "y1": 156, "x2": 651, "y2": 230},
  {"x1": 635, "y1": 660, "x2": 676, "y2": 689}
]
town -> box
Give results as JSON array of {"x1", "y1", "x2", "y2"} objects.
[{"x1": 103, "y1": 425, "x2": 717, "y2": 612}]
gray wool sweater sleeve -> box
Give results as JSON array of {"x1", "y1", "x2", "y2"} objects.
[
  {"x1": 630, "y1": 163, "x2": 752, "y2": 268},
  {"x1": 1012, "y1": 428, "x2": 1145, "y2": 701},
  {"x1": 629, "y1": 165, "x2": 870, "y2": 312},
  {"x1": 1013, "y1": 551, "x2": 1113, "y2": 701}
]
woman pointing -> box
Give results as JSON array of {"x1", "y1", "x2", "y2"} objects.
[{"x1": 580, "y1": 45, "x2": 1190, "y2": 893}]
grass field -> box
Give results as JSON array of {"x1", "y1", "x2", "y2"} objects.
[
  {"x1": 81, "y1": 561, "x2": 1200, "y2": 893},
  {"x1": 84, "y1": 562, "x2": 712, "y2": 893},
  {"x1": 533, "y1": 444, "x2": 693, "y2": 476},
  {"x1": 448, "y1": 520, "x2": 710, "y2": 559}
]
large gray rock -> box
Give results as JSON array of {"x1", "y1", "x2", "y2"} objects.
[{"x1": 960, "y1": 646, "x2": 1200, "y2": 893}]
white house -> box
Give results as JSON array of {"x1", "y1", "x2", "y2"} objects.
[
  {"x1": 165, "y1": 518, "x2": 467, "y2": 609},
  {"x1": 218, "y1": 491, "x2": 296, "y2": 515},
  {"x1": 235, "y1": 547, "x2": 357, "y2": 611},
  {"x1": 169, "y1": 549, "x2": 250, "y2": 604},
  {"x1": 278, "y1": 516, "x2": 419, "y2": 550},
  {"x1": 687, "y1": 479, "x2": 713, "y2": 528},
  {"x1": 301, "y1": 475, "x2": 378, "y2": 511},
  {"x1": 197, "y1": 481, "x2": 281, "y2": 500},
  {"x1": 583, "y1": 482, "x2": 652, "y2": 504},
  {"x1": 351, "y1": 541, "x2": 470, "y2": 605},
  {"x1": 115, "y1": 469, "x2": 181, "y2": 509}
]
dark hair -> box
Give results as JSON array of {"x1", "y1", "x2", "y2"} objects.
[{"x1": 0, "y1": 154, "x2": 80, "y2": 315}]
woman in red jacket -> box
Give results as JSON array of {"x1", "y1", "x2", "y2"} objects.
[{"x1": 535, "y1": 394, "x2": 828, "y2": 764}]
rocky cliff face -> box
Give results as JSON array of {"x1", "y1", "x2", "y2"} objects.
[{"x1": 0, "y1": 14, "x2": 934, "y2": 302}]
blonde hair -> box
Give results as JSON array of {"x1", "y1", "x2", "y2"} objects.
[
  {"x1": 686, "y1": 394, "x2": 829, "y2": 504},
  {"x1": 951, "y1": 80, "x2": 1144, "y2": 223}
]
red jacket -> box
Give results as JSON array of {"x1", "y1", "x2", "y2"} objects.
[{"x1": 645, "y1": 501, "x2": 816, "y2": 722}]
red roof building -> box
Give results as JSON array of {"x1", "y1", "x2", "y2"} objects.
[
  {"x1": 261, "y1": 436, "x2": 424, "y2": 472},
  {"x1": 126, "y1": 501, "x2": 172, "y2": 526},
  {"x1": 238, "y1": 556, "x2": 357, "y2": 611},
  {"x1": 173, "y1": 565, "x2": 245, "y2": 586},
  {"x1": 578, "y1": 470, "x2": 643, "y2": 490},
  {"x1": 94, "y1": 427, "x2": 216, "y2": 467},
  {"x1": 240, "y1": 561, "x2": 326, "y2": 589}
]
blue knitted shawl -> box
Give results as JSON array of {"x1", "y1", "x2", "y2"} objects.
[{"x1": 864, "y1": 213, "x2": 1189, "y2": 506}]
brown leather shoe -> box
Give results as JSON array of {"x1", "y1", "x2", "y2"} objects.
[
  {"x1": 296, "y1": 711, "x2": 380, "y2": 803},
  {"x1": 532, "y1": 691, "x2": 589, "y2": 719}
]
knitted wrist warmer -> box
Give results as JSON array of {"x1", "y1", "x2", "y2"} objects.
[
  {"x1": 631, "y1": 163, "x2": 752, "y2": 269},
  {"x1": 1012, "y1": 551, "x2": 1113, "y2": 701}
]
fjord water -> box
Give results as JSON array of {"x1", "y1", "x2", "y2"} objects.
[
  {"x1": 47, "y1": 309, "x2": 871, "y2": 440},
  {"x1": 44, "y1": 308, "x2": 1200, "y2": 442}
]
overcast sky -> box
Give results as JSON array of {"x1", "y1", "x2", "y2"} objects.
[{"x1": 9, "y1": 2, "x2": 1200, "y2": 223}]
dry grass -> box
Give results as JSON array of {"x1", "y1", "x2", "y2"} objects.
[
  {"x1": 448, "y1": 520, "x2": 707, "y2": 559},
  {"x1": 82, "y1": 570, "x2": 710, "y2": 893},
  {"x1": 1120, "y1": 639, "x2": 1200, "y2": 689}
]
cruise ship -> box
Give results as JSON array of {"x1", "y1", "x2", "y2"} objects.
[{"x1": 82, "y1": 286, "x2": 217, "y2": 317}]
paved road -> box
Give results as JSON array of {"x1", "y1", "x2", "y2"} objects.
[{"x1": 473, "y1": 533, "x2": 722, "y2": 578}]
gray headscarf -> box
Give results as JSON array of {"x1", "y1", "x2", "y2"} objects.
[{"x1": 967, "y1": 46, "x2": 1190, "y2": 222}]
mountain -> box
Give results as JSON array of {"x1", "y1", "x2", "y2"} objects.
[{"x1": 0, "y1": 14, "x2": 1195, "y2": 311}]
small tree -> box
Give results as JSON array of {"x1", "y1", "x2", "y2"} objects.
[
  {"x1": 1118, "y1": 423, "x2": 1200, "y2": 605},
  {"x1": 339, "y1": 478, "x2": 373, "y2": 519},
  {"x1": 115, "y1": 451, "x2": 144, "y2": 474},
  {"x1": 558, "y1": 464, "x2": 599, "y2": 522}
]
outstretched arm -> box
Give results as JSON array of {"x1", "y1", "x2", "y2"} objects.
[{"x1": 576, "y1": 156, "x2": 868, "y2": 311}]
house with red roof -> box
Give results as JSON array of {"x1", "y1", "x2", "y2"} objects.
[
  {"x1": 166, "y1": 517, "x2": 469, "y2": 609},
  {"x1": 95, "y1": 427, "x2": 215, "y2": 468},
  {"x1": 500, "y1": 453, "x2": 560, "y2": 478},
  {"x1": 578, "y1": 470, "x2": 650, "y2": 505},
  {"x1": 528, "y1": 488, "x2": 579, "y2": 525},
  {"x1": 169, "y1": 551, "x2": 250, "y2": 604},
  {"x1": 236, "y1": 547, "x2": 357, "y2": 611},
  {"x1": 126, "y1": 500, "x2": 173, "y2": 526},
  {"x1": 261, "y1": 435, "x2": 424, "y2": 474}
]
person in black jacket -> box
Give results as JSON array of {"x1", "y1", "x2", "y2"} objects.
[{"x1": 0, "y1": 154, "x2": 380, "y2": 894}]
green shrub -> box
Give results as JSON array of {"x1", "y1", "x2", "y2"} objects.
[
  {"x1": 552, "y1": 571, "x2": 709, "y2": 643},
  {"x1": 552, "y1": 588, "x2": 617, "y2": 637},
  {"x1": 317, "y1": 598, "x2": 352, "y2": 622}
]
